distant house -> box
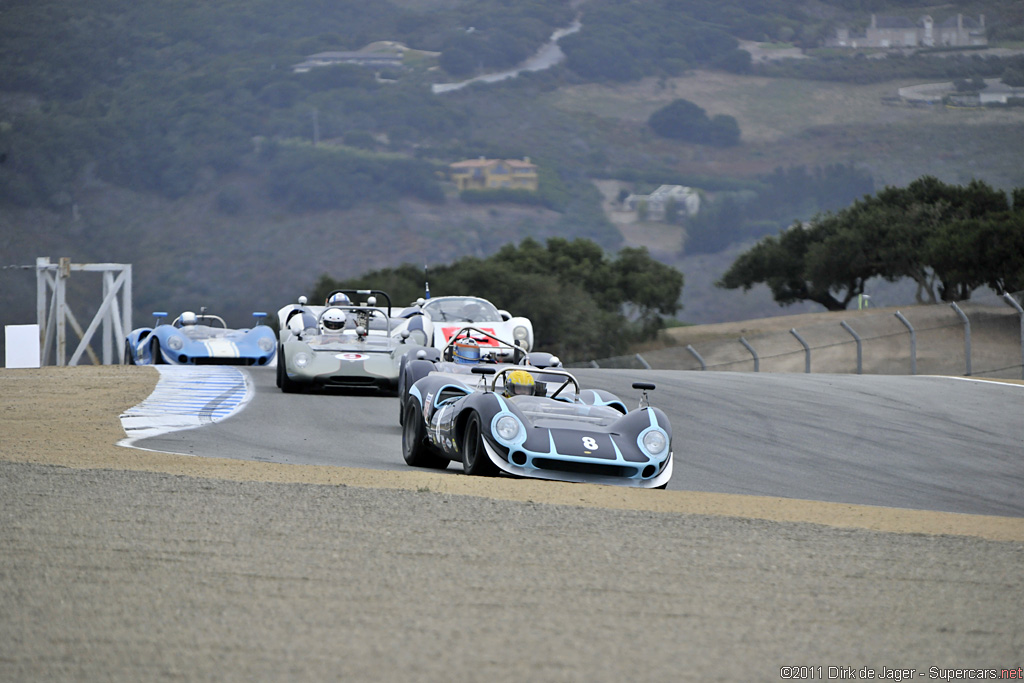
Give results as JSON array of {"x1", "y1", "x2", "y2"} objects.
[
  {"x1": 829, "y1": 14, "x2": 986, "y2": 49},
  {"x1": 897, "y1": 78, "x2": 1024, "y2": 107},
  {"x1": 624, "y1": 185, "x2": 700, "y2": 222},
  {"x1": 293, "y1": 50, "x2": 404, "y2": 74},
  {"x1": 449, "y1": 157, "x2": 539, "y2": 192}
]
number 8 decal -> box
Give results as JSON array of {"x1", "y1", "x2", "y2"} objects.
[{"x1": 582, "y1": 436, "x2": 599, "y2": 450}]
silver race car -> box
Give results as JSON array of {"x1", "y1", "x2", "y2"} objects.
[{"x1": 276, "y1": 289, "x2": 429, "y2": 393}]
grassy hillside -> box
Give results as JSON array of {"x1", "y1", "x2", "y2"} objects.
[
  {"x1": 3, "y1": 0, "x2": 1024, "y2": 360},
  {"x1": 4, "y1": 64, "x2": 1024, "y2": 345},
  {"x1": 547, "y1": 69, "x2": 1024, "y2": 189}
]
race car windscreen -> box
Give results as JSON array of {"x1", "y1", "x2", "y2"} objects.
[{"x1": 423, "y1": 298, "x2": 499, "y2": 323}]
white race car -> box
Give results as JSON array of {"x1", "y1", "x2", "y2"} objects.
[{"x1": 393, "y1": 295, "x2": 533, "y2": 354}]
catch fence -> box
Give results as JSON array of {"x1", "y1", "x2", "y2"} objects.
[{"x1": 574, "y1": 291, "x2": 1024, "y2": 380}]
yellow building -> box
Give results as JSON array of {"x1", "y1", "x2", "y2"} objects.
[{"x1": 449, "y1": 157, "x2": 538, "y2": 192}]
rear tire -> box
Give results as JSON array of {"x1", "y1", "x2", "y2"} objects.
[
  {"x1": 462, "y1": 413, "x2": 499, "y2": 477},
  {"x1": 402, "y1": 399, "x2": 448, "y2": 469}
]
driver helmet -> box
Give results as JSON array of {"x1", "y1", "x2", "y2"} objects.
[
  {"x1": 503, "y1": 369, "x2": 536, "y2": 398},
  {"x1": 327, "y1": 292, "x2": 351, "y2": 305},
  {"x1": 453, "y1": 338, "x2": 481, "y2": 364},
  {"x1": 321, "y1": 308, "x2": 347, "y2": 332},
  {"x1": 179, "y1": 311, "x2": 197, "y2": 326}
]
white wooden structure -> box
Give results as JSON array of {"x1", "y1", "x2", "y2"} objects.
[{"x1": 35, "y1": 257, "x2": 132, "y2": 366}]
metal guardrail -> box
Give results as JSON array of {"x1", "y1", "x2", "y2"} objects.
[{"x1": 575, "y1": 291, "x2": 1024, "y2": 380}]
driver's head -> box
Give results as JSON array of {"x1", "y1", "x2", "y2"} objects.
[
  {"x1": 503, "y1": 369, "x2": 536, "y2": 398},
  {"x1": 321, "y1": 308, "x2": 347, "y2": 332},
  {"x1": 327, "y1": 292, "x2": 350, "y2": 305},
  {"x1": 453, "y1": 338, "x2": 481, "y2": 364}
]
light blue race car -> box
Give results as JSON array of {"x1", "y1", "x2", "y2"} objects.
[{"x1": 124, "y1": 308, "x2": 276, "y2": 366}]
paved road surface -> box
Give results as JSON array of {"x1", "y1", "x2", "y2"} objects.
[
  {"x1": 137, "y1": 367, "x2": 1024, "y2": 517},
  {"x1": 3, "y1": 367, "x2": 1022, "y2": 681}
]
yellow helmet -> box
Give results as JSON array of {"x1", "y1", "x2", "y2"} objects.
[{"x1": 503, "y1": 369, "x2": 536, "y2": 397}]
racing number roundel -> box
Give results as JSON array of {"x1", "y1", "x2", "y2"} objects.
[{"x1": 551, "y1": 431, "x2": 614, "y2": 459}]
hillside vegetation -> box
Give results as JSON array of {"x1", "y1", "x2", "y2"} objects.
[{"x1": 2, "y1": 0, "x2": 1024, "y2": 354}]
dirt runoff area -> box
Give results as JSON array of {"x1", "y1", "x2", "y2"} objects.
[{"x1": 1, "y1": 365, "x2": 1022, "y2": 681}]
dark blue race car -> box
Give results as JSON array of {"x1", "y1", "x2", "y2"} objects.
[{"x1": 402, "y1": 364, "x2": 673, "y2": 488}]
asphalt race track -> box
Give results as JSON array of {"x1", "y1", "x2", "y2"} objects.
[{"x1": 134, "y1": 367, "x2": 1024, "y2": 518}]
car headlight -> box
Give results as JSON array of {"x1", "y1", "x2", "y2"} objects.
[
  {"x1": 258, "y1": 337, "x2": 274, "y2": 352},
  {"x1": 409, "y1": 329, "x2": 428, "y2": 346},
  {"x1": 495, "y1": 415, "x2": 521, "y2": 441},
  {"x1": 642, "y1": 430, "x2": 667, "y2": 456},
  {"x1": 513, "y1": 326, "x2": 529, "y2": 342},
  {"x1": 166, "y1": 336, "x2": 184, "y2": 351},
  {"x1": 293, "y1": 352, "x2": 311, "y2": 368}
]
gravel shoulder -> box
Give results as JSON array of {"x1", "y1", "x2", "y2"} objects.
[{"x1": 2, "y1": 365, "x2": 1022, "y2": 680}]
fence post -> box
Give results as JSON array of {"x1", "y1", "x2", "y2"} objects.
[
  {"x1": 36, "y1": 257, "x2": 50, "y2": 362},
  {"x1": 686, "y1": 344, "x2": 706, "y2": 371},
  {"x1": 739, "y1": 337, "x2": 759, "y2": 372},
  {"x1": 894, "y1": 311, "x2": 917, "y2": 375},
  {"x1": 840, "y1": 321, "x2": 862, "y2": 374},
  {"x1": 790, "y1": 328, "x2": 811, "y2": 373},
  {"x1": 1003, "y1": 292, "x2": 1024, "y2": 380},
  {"x1": 949, "y1": 302, "x2": 972, "y2": 377}
]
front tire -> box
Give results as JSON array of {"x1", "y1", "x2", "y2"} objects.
[
  {"x1": 275, "y1": 345, "x2": 284, "y2": 388},
  {"x1": 398, "y1": 358, "x2": 437, "y2": 426},
  {"x1": 462, "y1": 413, "x2": 499, "y2": 477},
  {"x1": 279, "y1": 365, "x2": 301, "y2": 394},
  {"x1": 278, "y1": 347, "x2": 304, "y2": 394},
  {"x1": 151, "y1": 339, "x2": 165, "y2": 364},
  {"x1": 402, "y1": 399, "x2": 448, "y2": 469},
  {"x1": 123, "y1": 341, "x2": 135, "y2": 365}
]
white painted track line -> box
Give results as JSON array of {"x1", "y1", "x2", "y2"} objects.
[{"x1": 119, "y1": 366, "x2": 252, "y2": 444}]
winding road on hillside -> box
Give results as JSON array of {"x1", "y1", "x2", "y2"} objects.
[{"x1": 131, "y1": 367, "x2": 1024, "y2": 518}]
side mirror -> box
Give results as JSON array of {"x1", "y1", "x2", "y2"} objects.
[{"x1": 632, "y1": 382, "x2": 656, "y2": 409}]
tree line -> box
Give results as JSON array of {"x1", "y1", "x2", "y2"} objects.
[
  {"x1": 311, "y1": 237, "x2": 684, "y2": 362},
  {"x1": 718, "y1": 177, "x2": 1024, "y2": 311}
]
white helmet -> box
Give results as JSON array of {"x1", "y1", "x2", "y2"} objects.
[
  {"x1": 321, "y1": 308, "x2": 347, "y2": 332},
  {"x1": 327, "y1": 292, "x2": 351, "y2": 305}
]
